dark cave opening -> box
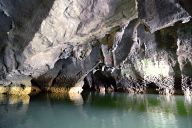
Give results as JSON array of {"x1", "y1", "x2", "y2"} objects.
[{"x1": 83, "y1": 70, "x2": 117, "y2": 93}]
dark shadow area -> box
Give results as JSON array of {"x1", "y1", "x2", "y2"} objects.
[
  {"x1": 83, "y1": 70, "x2": 117, "y2": 92},
  {"x1": 173, "y1": 62, "x2": 182, "y2": 94},
  {"x1": 155, "y1": 26, "x2": 177, "y2": 51},
  {"x1": 146, "y1": 83, "x2": 159, "y2": 94},
  {"x1": 179, "y1": 0, "x2": 192, "y2": 16}
]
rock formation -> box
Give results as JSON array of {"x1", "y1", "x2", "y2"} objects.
[{"x1": 0, "y1": 0, "x2": 191, "y2": 95}]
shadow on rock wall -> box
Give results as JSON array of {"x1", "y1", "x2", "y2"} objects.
[{"x1": 0, "y1": 0, "x2": 55, "y2": 80}]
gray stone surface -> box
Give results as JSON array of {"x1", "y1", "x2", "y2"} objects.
[
  {"x1": 19, "y1": 0, "x2": 137, "y2": 77},
  {"x1": 32, "y1": 43, "x2": 101, "y2": 89},
  {"x1": 0, "y1": 0, "x2": 137, "y2": 88},
  {"x1": 113, "y1": 21, "x2": 177, "y2": 94},
  {"x1": 0, "y1": 0, "x2": 191, "y2": 95},
  {"x1": 137, "y1": 0, "x2": 191, "y2": 32},
  {"x1": 177, "y1": 22, "x2": 192, "y2": 95},
  {"x1": 84, "y1": 20, "x2": 192, "y2": 95}
]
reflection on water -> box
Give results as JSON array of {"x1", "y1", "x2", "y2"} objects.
[
  {"x1": 0, "y1": 94, "x2": 30, "y2": 128},
  {"x1": 0, "y1": 93, "x2": 192, "y2": 128}
]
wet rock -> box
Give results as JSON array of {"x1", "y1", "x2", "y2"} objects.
[
  {"x1": 68, "y1": 92, "x2": 84, "y2": 105},
  {"x1": 69, "y1": 83, "x2": 84, "y2": 94},
  {"x1": 0, "y1": 85, "x2": 31, "y2": 95}
]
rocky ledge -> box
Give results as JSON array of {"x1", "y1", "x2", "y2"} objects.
[{"x1": 0, "y1": 0, "x2": 192, "y2": 96}]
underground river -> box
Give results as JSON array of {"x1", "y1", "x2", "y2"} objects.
[{"x1": 0, "y1": 93, "x2": 192, "y2": 128}]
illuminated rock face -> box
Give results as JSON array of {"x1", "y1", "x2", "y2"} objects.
[
  {"x1": 112, "y1": 22, "x2": 178, "y2": 94},
  {"x1": 0, "y1": 0, "x2": 137, "y2": 94},
  {"x1": 83, "y1": 21, "x2": 192, "y2": 95},
  {"x1": 0, "y1": 0, "x2": 191, "y2": 95}
]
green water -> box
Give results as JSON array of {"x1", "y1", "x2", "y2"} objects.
[{"x1": 0, "y1": 93, "x2": 192, "y2": 128}]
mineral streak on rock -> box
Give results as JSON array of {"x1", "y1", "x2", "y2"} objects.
[{"x1": 0, "y1": 0, "x2": 192, "y2": 95}]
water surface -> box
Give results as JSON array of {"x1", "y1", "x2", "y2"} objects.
[{"x1": 0, "y1": 93, "x2": 192, "y2": 128}]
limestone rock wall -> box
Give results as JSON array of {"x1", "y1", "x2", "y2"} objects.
[
  {"x1": 0, "y1": 0, "x2": 191, "y2": 95},
  {"x1": 0, "y1": 0, "x2": 137, "y2": 89},
  {"x1": 84, "y1": 21, "x2": 192, "y2": 95}
]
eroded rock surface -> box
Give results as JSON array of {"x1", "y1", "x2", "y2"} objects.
[
  {"x1": 137, "y1": 0, "x2": 191, "y2": 32},
  {"x1": 0, "y1": 0, "x2": 191, "y2": 95},
  {"x1": 177, "y1": 22, "x2": 192, "y2": 95}
]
